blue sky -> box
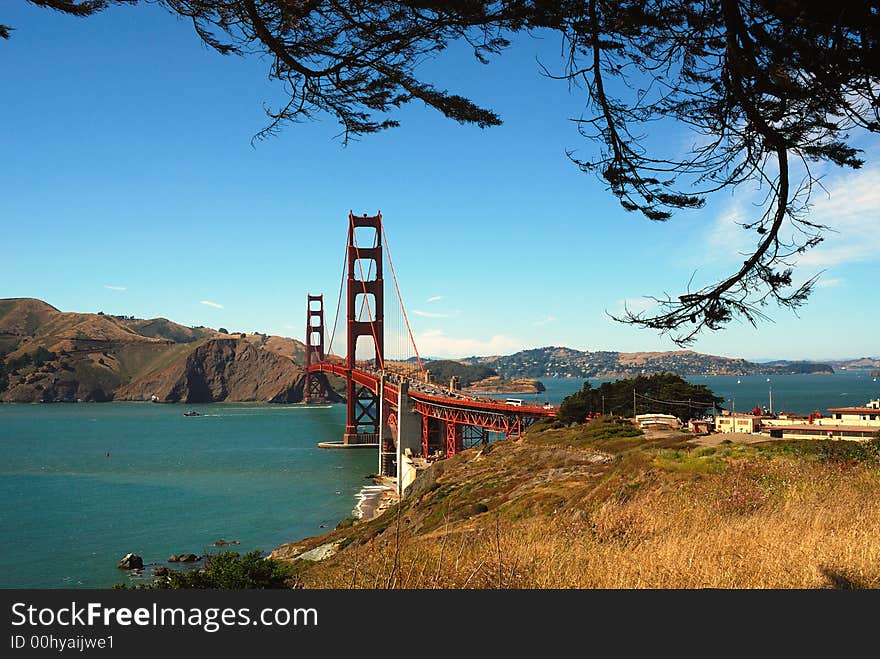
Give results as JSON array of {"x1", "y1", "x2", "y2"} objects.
[{"x1": 2, "y1": 3, "x2": 877, "y2": 361}]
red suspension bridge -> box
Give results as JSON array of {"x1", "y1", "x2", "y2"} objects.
[{"x1": 303, "y1": 211, "x2": 556, "y2": 490}]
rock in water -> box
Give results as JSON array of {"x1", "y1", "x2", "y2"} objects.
[
  {"x1": 117, "y1": 553, "x2": 143, "y2": 570},
  {"x1": 167, "y1": 555, "x2": 179, "y2": 562},
  {"x1": 178, "y1": 553, "x2": 198, "y2": 562}
]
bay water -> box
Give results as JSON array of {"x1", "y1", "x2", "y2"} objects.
[
  {"x1": 0, "y1": 403, "x2": 375, "y2": 589},
  {"x1": 1, "y1": 370, "x2": 878, "y2": 588},
  {"x1": 510, "y1": 371, "x2": 880, "y2": 414}
]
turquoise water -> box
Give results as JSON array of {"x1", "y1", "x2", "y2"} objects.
[
  {"x1": 2, "y1": 371, "x2": 878, "y2": 589},
  {"x1": 0, "y1": 403, "x2": 375, "y2": 589},
  {"x1": 534, "y1": 371, "x2": 880, "y2": 415}
]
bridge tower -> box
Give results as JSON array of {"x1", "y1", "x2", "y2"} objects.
[
  {"x1": 344, "y1": 211, "x2": 384, "y2": 445},
  {"x1": 304, "y1": 294, "x2": 326, "y2": 403}
]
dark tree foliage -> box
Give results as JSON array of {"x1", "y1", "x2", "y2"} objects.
[
  {"x1": 426, "y1": 359, "x2": 497, "y2": 387},
  {"x1": 8, "y1": 2, "x2": 880, "y2": 343},
  {"x1": 558, "y1": 372, "x2": 723, "y2": 423}
]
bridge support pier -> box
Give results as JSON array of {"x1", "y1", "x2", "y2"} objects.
[
  {"x1": 445, "y1": 422, "x2": 463, "y2": 457},
  {"x1": 422, "y1": 416, "x2": 444, "y2": 459},
  {"x1": 390, "y1": 381, "x2": 423, "y2": 494}
]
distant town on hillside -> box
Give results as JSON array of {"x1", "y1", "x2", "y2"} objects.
[{"x1": 453, "y1": 346, "x2": 879, "y2": 380}]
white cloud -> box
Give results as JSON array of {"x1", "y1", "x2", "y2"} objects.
[
  {"x1": 414, "y1": 329, "x2": 523, "y2": 358},
  {"x1": 815, "y1": 277, "x2": 845, "y2": 289},
  {"x1": 413, "y1": 309, "x2": 450, "y2": 318},
  {"x1": 533, "y1": 315, "x2": 557, "y2": 326},
  {"x1": 200, "y1": 300, "x2": 224, "y2": 309},
  {"x1": 704, "y1": 167, "x2": 880, "y2": 270},
  {"x1": 103, "y1": 285, "x2": 127, "y2": 291},
  {"x1": 425, "y1": 295, "x2": 445, "y2": 303},
  {"x1": 794, "y1": 167, "x2": 880, "y2": 266},
  {"x1": 705, "y1": 203, "x2": 753, "y2": 259}
]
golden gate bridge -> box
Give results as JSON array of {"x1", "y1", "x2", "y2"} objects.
[{"x1": 302, "y1": 212, "x2": 556, "y2": 492}]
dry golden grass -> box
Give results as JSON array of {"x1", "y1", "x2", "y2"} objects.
[
  {"x1": 289, "y1": 427, "x2": 880, "y2": 589},
  {"x1": 301, "y1": 463, "x2": 880, "y2": 588}
]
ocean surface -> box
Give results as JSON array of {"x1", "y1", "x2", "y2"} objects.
[
  {"x1": 0, "y1": 403, "x2": 375, "y2": 589},
  {"x1": 1, "y1": 371, "x2": 878, "y2": 589}
]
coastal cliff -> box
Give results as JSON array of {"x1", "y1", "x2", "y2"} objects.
[{"x1": 116, "y1": 338, "x2": 308, "y2": 403}]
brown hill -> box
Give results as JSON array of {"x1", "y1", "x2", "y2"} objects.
[
  {"x1": 0, "y1": 298, "x2": 332, "y2": 404},
  {"x1": 0, "y1": 298, "x2": 61, "y2": 345}
]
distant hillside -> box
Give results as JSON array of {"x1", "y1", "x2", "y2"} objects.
[
  {"x1": 829, "y1": 357, "x2": 880, "y2": 370},
  {"x1": 460, "y1": 346, "x2": 834, "y2": 379},
  {"x1": 0, "y1": 298, "x2": 340, "y2": 403}
]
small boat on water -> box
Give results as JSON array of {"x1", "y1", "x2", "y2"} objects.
[{"x1": 183, "y1": 410, "x2": 201, "y2": 417}]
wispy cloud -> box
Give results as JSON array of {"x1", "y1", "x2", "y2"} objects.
[
  {"x1": 705, "y1": 203, "x2": 753, "y2": 259},
  {"x1": 415, "y1": 329, "x2": 523, "y2": 358},
  {"x1": 413, "y1": 309, "x2": 450, "y2": 318},
  {"x1": 425, "y1": 295, "x2": 444, "y2": 303},
  {"x1": 103, "y1": 285, "x2": 127, "y2": 291},
  {"x1": 704, "y1": 167, "x2": 880, "y2": 270},
  {"x1": 200, "y1": 300, "x2": 224, "y2": 309},
  {"x1": 533, "y1": 315, "x2": 557, "y2": 326},
  {"x1": 794, "y1": 167, "x2": 880, "y2": 267},
  {"x1": 815, "y1": 277, "x2": 845, "y2": 289}
]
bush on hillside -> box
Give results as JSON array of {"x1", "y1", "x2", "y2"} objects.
[
  {"x1": 114, "y1": 550, "x2": 295, "y2": 589},
  {"x1": 559, "y1": 373, "x2": 723, "y2": 424}
]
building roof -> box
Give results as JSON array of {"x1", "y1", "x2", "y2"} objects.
[
  {"x1": 827, "y1": 407, "x2": 880, "y2": 414},
  {"x1": 767, "y1": 424, "x2": 878, "y2": 433}
]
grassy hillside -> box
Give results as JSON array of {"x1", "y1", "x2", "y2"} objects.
[{"x1": 273, "y1": 420, "x2": 880, "y2": 588}]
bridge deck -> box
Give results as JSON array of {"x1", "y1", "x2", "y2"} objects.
[{"x1": 307, "y1": 362, "x2": 556, "y2": 417}]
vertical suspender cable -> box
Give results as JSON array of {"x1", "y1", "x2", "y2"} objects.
[
  {"x1": 381, "y1": 222, "x2": 423, "y2": 375},
  {"x1": 328, "y1": 239, "x2": 348, "y2": 358}
]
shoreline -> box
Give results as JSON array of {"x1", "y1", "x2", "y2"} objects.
[{"x1": 353, "y1": 480, "x2": 397, "y2": 521}]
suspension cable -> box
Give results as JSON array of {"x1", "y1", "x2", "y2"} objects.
[
  {"x1": 327, "y1": 238, "x2": 348, "y2": 358},
  {"x1": 381, "y1": 222, "x2": 424, "y2": 375}
]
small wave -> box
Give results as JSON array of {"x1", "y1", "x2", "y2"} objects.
[{"x1": 352, "y1": 484, "x2": 394, "y2": 519}]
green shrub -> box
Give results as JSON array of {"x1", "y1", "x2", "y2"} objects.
[{"x1": 114, "y1": 551, "x2": 295, "y2": 589}]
